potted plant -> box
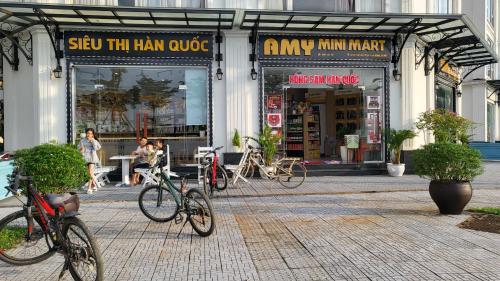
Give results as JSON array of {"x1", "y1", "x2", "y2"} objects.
[
  {"x1": 258, "y1": 124, "x2": 281, "y2": 176},
  {"x1": 413, "y1": 109, "x2": 482, "y2": 214},
  {"x1": 385, "y1": 129, "x2": 417, "y2": 176},
  {"x1": 232, "y1": 129, "x2": 241, "y2": 152}
]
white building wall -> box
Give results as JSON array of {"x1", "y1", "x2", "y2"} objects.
[
  {"x1": 4, "y1": 29, "x2": 67, "y2": 151},
  {"x1": 32, "y1": 30, "x2": 67, "y2": 145},
  {"x1": 461, "y1": 0, "x2": 497, "y2": 141},
  {"x1": 4, "y1": 53, "x2": 35, "y2": 151},
  {"x1": 223, "y1": 31, "x2": 259, "y2": 152}
]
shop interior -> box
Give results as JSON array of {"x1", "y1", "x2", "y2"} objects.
[{"x1": 268, "y1": 89, "x2": 382, "y2": 164}]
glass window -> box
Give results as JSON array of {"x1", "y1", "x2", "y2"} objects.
[
  {"x1": 487, "y1": 102, "x2": 495, "y2": 142},
  {"x1": 292, "y1": 0, "x2": 355, "y2": 12},
  {"x1": 487, "y1": 38, "x2": 495, "y2": 78},
  {"x1": 261, "y1": 0, "x2": 286, "y2": 10},
  {"x1": 487, "y1": 0, "x2": 494, "y2": 26},
  {"x1": 74, "y1": 66, "x2": 208, "y2": 166},
  {"x1": 358, "y1": 0, "x2": 383, "y2": 12},
  {"x1": 263, "y1": 67, "x2": 385, "y2": 164},
  {"x1": 436, "y1": 0, "x2": 451, "y2": 13},
  {"x1": 118, "y1": 0, "x2": 135, "y2": 6},
  {"x1": 119, "y1": 0, "x2": 204, "y2": 7},
  {"x1": 435, "y1": 83, "x2": 454, "y2": 112}
]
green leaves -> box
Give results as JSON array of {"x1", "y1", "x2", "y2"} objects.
[
  {"x1": 232, "y1": 129, "x2": 241, "y2": 148},
  {"x1": 385, "y1": 129, "x2": 417, "y2": 164},
  {"x1": 13, "y1": 144, "x2": 88, "y2": 194},
  {"x1": 415, "y1": 109, "x2": 473, "y2": 144},
  {"x1": 413, "y1": 143, "x2": 483, "y2": 182},
  {"x1": 414, "y1": 109, "x2": 483, "y2": 183},
  {"x1": 0, "y1": 226, "x2": 24, "y2": 250},
  {"x1": 259, "y1": 125, "x2": 282, "y2": 166}
]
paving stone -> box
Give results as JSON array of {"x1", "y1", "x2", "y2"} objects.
[{"x1": 0, "y1": 183, "x2": 499, "y2": 281}]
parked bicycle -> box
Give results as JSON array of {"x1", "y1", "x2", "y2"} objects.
[
  {"x1": 201, "y1": 146, "x2": 228, "y2": 198},
  {"x1": 0, "y1": 172, "x2": 103, "y2": 281},
  {"x1": 138, "y1": 152, "x2": 216, "y2": 237},
  {"x1": 238, "y1": 141, "x2": 307, "y2": 188}
]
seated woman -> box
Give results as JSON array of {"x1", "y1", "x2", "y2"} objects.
[{"x1": 131, "y1": 141, "x2": 157, "y2": 185}]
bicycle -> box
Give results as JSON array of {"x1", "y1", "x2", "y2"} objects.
[
  {"x1": 138, "y1": 152, "x2": 216, "y2": 237},
  {"x1": 201, "y1": 146, "x2": 228, "y2": 198},
  {"x1": 243, "y1": 145, "x2": 307, "y2": 188},
  {"x1": 0, "y1": 172, "x2": 103, "y2": 281}
]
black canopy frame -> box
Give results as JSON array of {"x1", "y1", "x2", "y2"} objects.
[
  {"x1": 0, "y1": 3, "x2": 236, "y2": 70},
  {"x1": 240, "y1": 10, "x2": 497, "y2": 84},
  {"x1": 487, "y1": 80, "x2": 500, "y2": 104}
]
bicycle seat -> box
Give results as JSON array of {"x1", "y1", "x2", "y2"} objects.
[{"x1": 45, "y1": 193, "x2": 80, "y2": 214}]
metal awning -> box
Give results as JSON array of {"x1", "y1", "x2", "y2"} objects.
[
  {"x1": 241, "y1": 10, "x2": 497, "y2": 72},
  {"x1": 0, "y1": 3, "x2": 235, "y2": 31},
  {"x1": 487, "y1": 80, "x2": 500, "y2": 89},
  {"x1": 0, "y1": 3, "x2": 235, "y2": 70}
]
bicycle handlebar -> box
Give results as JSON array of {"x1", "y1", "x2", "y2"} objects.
[{"x1": 202, "y1": 146, "x2": 224, "y2": 158}]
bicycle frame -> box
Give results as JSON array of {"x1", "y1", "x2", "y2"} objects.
[
  {"x1": 5, "y1": 178, "x2": 66, "y2": 247},
  {"x1": 156, "y1": 169, "x2": 184, "y2": 207},
  {"x1": 248, "y1": 152, "x2": 301, "y2": 179}
]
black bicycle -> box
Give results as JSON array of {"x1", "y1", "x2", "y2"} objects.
[
  {"x1": 0, "y1": 172, "x2": 103, "y2": 281},
  {"x1": 138, "y1": 152, "x2": 216, "y2": 237}
]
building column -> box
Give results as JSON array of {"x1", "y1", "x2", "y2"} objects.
[
  {"x1": 494, "y1": 100, "x2": 499, "y2": 142},
  {"x1": 400, "y1": 35, "x2": 428, "y2": 149},
  {"x1": 223, "y1": 31, "x2": 258, "y2": 152},
  {"x1": 32, "y1": 29, "x2": 67, "y2": 145}
]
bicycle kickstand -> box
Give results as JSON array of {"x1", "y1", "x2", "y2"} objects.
[
  {"x1": 177, "y1": 216, "x2": 189, "y2": 238},
  {"x1": 58, "y1": 260, "x2": 70, "y2": 281}
]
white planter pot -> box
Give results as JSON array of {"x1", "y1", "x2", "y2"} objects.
[
  {"x1": 340, "y1": 146, "x2": 348, "y2": 162},
  {"x1": 387, "y1": 163, "x2": 405, "y2": 177}
]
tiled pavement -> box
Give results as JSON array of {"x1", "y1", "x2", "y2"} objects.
[{"x1": 1, "y1": 184, "x2": 499, "y2": 280}]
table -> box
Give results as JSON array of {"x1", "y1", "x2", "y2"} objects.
[{"x1": 109, "y1": 155, "x2": 137, "y2": 187}]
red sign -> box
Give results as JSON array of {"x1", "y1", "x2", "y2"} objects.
[
  {"x1": 267, "y1": 95, "x2": 282, "y2": 110},
  {"x1": 288, "y1": 73, "x2": 359, "y2": 85}
]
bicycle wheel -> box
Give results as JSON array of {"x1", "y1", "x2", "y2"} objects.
[
  {"x1": 0, "y1": 210, "x2": 56, "y2": 265},
  {"x1": 214, "y1": 164, "x2": 228, "y2": 191},
  {"x1": 186, "y1": 189, "x2": 215, "y2": 237},
  {"x1": 138, "y1": 185, "x2": 179, "y2": 222},
  {"x1": 277, "y1": 161, "x2": 307, "y2": 188},
  {"x1": 202, "y1": 167, "x2": 214, "y2": 198},
  {"x1": 63, "y1": 217, "x2": 103, "y2": 281}
]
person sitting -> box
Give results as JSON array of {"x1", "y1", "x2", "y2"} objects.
[
  {"x1": 131, "y1": 136, "x2": 148, "y2": 186},
  {"x1": 154, "y1": 139, "x2": 164, "y2": 152}
]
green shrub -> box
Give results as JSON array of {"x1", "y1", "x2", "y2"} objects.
[
  {"x1": 413, "y1": 143, "x2": 483, "y2": 182},
  {"x1": 415, "y1": 109, "x2": 473, "y2": 144},
  {"x1": 14, "y1": 144, "x2": 88, "y2": 194}
]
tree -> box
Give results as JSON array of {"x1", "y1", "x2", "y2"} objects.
[{"x1": 135, "y1": 74, "x2": 178, "y2": 134}]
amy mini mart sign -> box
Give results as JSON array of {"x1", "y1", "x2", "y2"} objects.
[{"x1": 258, "y1": 34, "x2": 391, "y2": 62}]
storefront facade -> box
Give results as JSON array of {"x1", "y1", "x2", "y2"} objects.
[
  {"x1": 1, "y1": 3, "x2": 497, "y2": 174},
  {"x1": 66, "y1": 31, "x2": 213, "y2": 165},
  {"x1": 258, "y1": 34, "x2": 390, "y2": 165}
]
